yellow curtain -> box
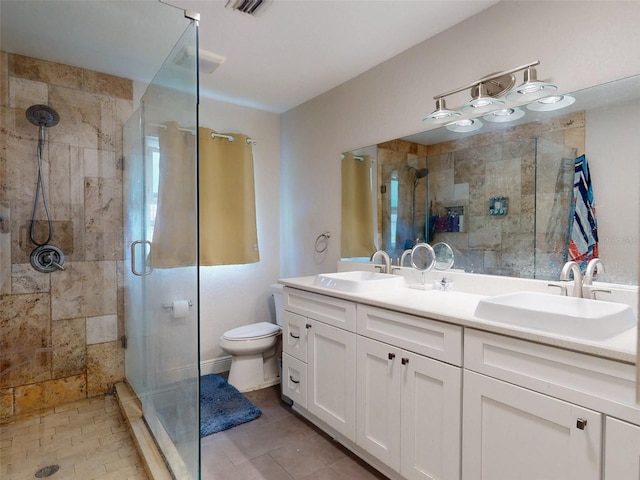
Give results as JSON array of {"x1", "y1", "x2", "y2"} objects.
[
  {"x1": 150, "y1": 122, "x2": 197, "y2": 268},
  {"x1": 341, "y1": 153, "x2": 376, "y2": 257},
  {"x1": 199, "y1": 127, "x2": 259, "y2": 265}
]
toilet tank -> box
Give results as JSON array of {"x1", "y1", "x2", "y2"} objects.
[{"x1": 270, "y1": 283, "x2": 284, "y2": 326}]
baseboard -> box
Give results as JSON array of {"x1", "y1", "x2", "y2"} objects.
[{"x1": 200, "y1": 355, "x2": 232, "y2": 375}]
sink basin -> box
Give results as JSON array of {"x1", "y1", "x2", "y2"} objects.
[
  {"x1": 474, "y1": 291, "x2": 636, "y2": 340},
  {"x1": 314, "y1": 271, "x2": 405, "y2": 293}
]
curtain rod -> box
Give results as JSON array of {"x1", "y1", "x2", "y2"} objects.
[
  {"x1": 210, "y1": 132, "x2": 256, "y2": 145},
  {"x1": 148, "y1": 123, "x2": 196, "y2": 135},
  {"x1": 147, "y1": 124, "x2": 256, "y2": 144}
]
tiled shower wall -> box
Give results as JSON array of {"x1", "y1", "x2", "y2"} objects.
[{"x1": 0, "y1": 53, "x2": 133, "y2": 420}]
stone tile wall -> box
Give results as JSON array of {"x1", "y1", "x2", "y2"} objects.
[{"x1": 0, "y1": 53, "x2": 132, "y2": 421}]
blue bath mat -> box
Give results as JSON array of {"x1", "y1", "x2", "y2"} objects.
[{"x1": 200, "y1": 373, "x2": 262, "y2": 437}]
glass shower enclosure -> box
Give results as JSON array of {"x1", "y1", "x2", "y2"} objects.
[{"x1": 123, "y1": 12, "x2": 200, "y2": 480}]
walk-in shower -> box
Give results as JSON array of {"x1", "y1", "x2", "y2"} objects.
[{"x1": 25, "y1": 104, "x2": 65, "y2": 273}]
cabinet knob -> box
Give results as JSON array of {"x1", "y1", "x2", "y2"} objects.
[
  {"x1": 576, "y1": 418, "x2": 588, "y2": 430},
  {"x1": 289, "y1": 332, "x2": 300, "y2": 339},
  {"x1": 388, "y1": 353, "x2": 396, "y2": 360},
  {"x1": 305, "y1": 323, "x2": 312, "y2": 329},
  {"x1": 289, "y1": 376, "x2": 300, "y2": 384},
  {"x1": 401, "y1": 357, "x2": 409, "y2": 365}
]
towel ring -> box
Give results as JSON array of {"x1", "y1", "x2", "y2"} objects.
[{"x1": 315, "y1": 232, "x2": 331, "y2": 253}]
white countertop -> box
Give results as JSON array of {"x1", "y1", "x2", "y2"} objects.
[{"x1": 279, "y1": 275, "x2": 638, "y2": 365}]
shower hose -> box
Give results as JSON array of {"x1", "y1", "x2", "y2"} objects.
[{"x1": 30, "y1": 125, "x2": 53, "y2": 246}]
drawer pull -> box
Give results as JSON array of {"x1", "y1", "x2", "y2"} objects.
[
  {"x1": 289, "y1": 376, "x2": 300, "y2": 384},
  {"x1": 289, "y1": 332, "x2": 300, "y2": 339},
  {"x1": 401, "y1": 357, "x2": 409, "y2": 365},
  {"x1": 388, "y1": 353, "x2": 396, "y2": 360},
  {"x1": 305, "y1": 323, "x2": 312, "y2": 329},
  {"x1": 576, "y1": 418, "x2": 587, "y2": 430}
]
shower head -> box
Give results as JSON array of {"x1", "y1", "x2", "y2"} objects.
[
  {"x1": 415, "y1": 168, "x2": 429, "y2": 179},
  {"x1": 26, "y1": 104, "x2": 59, "y2": 128}
]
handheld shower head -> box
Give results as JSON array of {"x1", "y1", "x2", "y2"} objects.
[
  {"x1": 415, "y1": 168, "x2": 428, "y2": 179},
  {"x1": 26, "y1": 104, "x2": 59, "y2": 128}
]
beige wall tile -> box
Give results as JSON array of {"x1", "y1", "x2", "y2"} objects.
[
  {"x1": 87, "y1": 342, "x2": 124, "y2": 397},
  {"x1": 47, "y1": 85, "x2": 102, "y2": 149},
  {"x1": 83, "y1": 69, "x2": 133, "y2": 101},
  {"x1": 86, "y1": 314, "x2": 118, "y2": 345},
  {"x1": 8, "y1": 77, "x2": 48, "y2": 110},
  {"x1": 0, "y1": 293, "x2": 51, "y2": 388},
  {"x1": 52, "y1": 317, "x2": 86, "y2": 378},
  {"x1": 14, "y1": 374, "x2": 86, "y2": 415},
  {"x1": 0, "y1": 52, "x2": 8, "y2": 108},
  {"x1": 11, "y1": 263, "x2": 50, "y2": 294},
  {"x1": 10, "y1": 54, "x2": 83, "y2": 89},
  {"x1": 0, "y1": 387, "x2": 14, "y2": 421},
  {"x1": 84, "y1": 148, "x2": 116, "y2": 178}
]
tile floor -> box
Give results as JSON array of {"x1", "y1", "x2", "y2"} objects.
[
  {"x1": 1, "y1": 385, "x2": 389, "y2": 480},
  {"x1": 201, "y1": 385, "x2": 389, "y2": 480},
  {"x1": 0, "y1": 394, "x2": 149, "y2": 480}
]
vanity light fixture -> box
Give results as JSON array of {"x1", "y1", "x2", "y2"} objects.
[
  {"x1": 526, "y1": 94, "x2": 576, "y2": 112},
  {"x1": 446, "y1": 118, "x2": 484, "y2": 133},
  {"x1": 422, "y1": 97, "x2": 462, "y2": 124},
  {"x1": 461, "y1": 82, "x2": 505, "y2": 114},
  {"x1": 506, "y1": 65, "x2": 558, "y2": 102},
  {"x1": 423, "y1": 61, "x2": 558, "y2": 127},
  {"x1": 483, "y1": 107, "x2": 526, "y2": 123}
]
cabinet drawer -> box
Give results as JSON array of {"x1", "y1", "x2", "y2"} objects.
[
  {"x1": 464, "y1": 329, "x2": 639, "y2": 424},
  {"x1": 356, "y1": 304, "x2": 462, "y2": 366},
  {"x1": 284, "y1": 287, "x2": 356, "y2": 331},
  {"x1": 282, "y1": 353, "x2": 307, "y2": 408},
  {"x1": 283, "y1": 311, "x2": 308, "y2": 362}
]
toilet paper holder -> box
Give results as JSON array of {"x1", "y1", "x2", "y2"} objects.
[{"x1": 162, "y1": 300, "x2": 193, "y2": 310}]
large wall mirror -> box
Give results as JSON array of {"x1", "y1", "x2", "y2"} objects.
[{"x1": 341, "y1": 75, "x2": 639, "y2": 285}]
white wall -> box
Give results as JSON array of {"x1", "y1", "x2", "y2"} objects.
[
  {"x1": 281, "y1": 1, "x2": 640, "y2": 278},
  {"x1": 198, "y1": 98, "x2": 281, "y2": 364},
  {"x1": 586, "y1": 99, "x2": 640, "y2": 284}
]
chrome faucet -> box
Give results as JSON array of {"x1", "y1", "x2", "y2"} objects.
[
  {"x1": 391, "y1": 249, "x2": 412, "y2": 274},
  {"x1": 559, "y1": 261, "x2": 583, "y2": 298},
  {"x1": 399, "y1": 249, "x2": 412, "y2": 267},
  {"x1": 583, "y1": 258, "x2": 604, "y2": 286},
  {"x1": 370, "y1": 249, "x2": 391, "y2": 274},
  {"x1": 583, "y1": 258, "x2": 611, "y2": 299}
]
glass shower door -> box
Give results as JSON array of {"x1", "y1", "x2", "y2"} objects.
[{"x1": 123, "y1": 19, "x2": 200, "y2": 480}]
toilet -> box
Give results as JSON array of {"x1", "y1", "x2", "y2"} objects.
[{"x1": 219, "y1": 284, "x2": 284, "y2": 392}]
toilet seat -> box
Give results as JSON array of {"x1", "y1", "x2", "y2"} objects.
[{"x1": 222, "y1": 322, "x2": 280, "y2": 341}]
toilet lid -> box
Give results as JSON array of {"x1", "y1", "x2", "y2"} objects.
[{"x1": 222, "y1": 322, "x2": 281, "y2": 341}]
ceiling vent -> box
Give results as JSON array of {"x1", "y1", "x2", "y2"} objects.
[{"x1": 225, "y1": 0, "x2": 270, "y2": 16}]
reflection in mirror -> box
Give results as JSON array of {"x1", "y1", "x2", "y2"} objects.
[
  {"x1": 433, "y1": 242, "x2": 455, "y2": 271},
  {"x1": 341, "y1": 75, "x2": 640, "y2": 284},
  {"x1": 409, "y1": 242, "x2": 435, "y2": 289}
]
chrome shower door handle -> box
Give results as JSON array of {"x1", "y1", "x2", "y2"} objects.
[{"x1": 130, "y1": 240, "x2": 153, "y2": 276}]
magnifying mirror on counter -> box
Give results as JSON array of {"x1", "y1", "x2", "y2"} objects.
[{"x1": 410, "y1": 243, "x2": 435, "y2": 289}]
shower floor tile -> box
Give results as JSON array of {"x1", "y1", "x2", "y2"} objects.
[
  {"x1": 201, "y1": 385, "x2": 389, "y2": 480},
  {"x1": 0, "y1": 394, "x2": 149, "y2": 480}
]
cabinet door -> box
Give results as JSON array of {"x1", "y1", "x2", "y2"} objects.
[
  {"x1": 401, "y1": 351, "x2": 461, "y2": 480},
  {"x1": 604, "y1": 417, "x2": 640, "y2": 479},
  {"x1": 282, "y1": 353, "x2": 307, "y2": 408},
  {"x1": 308, "y1": 320, "x2": 356, "y2": 442},
  {"x1": 463, "y1": 371, "x2": 601, "y2": 480},
  {"x1": 282, "y1": 310, "x2": 308, "y2": 362},
  {"x1": 356, "y1": 336, "x2": 402, "y2": 470}
]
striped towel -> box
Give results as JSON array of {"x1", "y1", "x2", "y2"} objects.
[{"x1": 568, "y1": 154, "x2": 599, "y2": 271}]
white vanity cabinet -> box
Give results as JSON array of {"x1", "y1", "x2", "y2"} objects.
[
  {"x1": 462, "y1": 370, "x2": 601, "y2": 480},
  {"x1": 282, "y1": 288, "x2": 357, "y2": 442},
  {"x1": 356, "y1": 305, "x2": 462, "y2": 480},
  {"x1": 604, "y1": 417, "x2": 640, "y2": 479}
]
